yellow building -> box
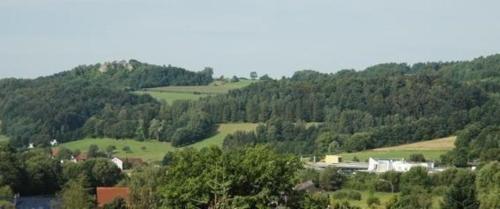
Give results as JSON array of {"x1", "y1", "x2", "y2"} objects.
[{"x1": 324, "y1": 155, "x2": 342, "y2": 164}]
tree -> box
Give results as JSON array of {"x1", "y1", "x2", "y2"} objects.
[
  {"x1": 476, "y1": 162, "x2": 500, "y2": 209},
  {"x1": 59, "y1": 177, "x2": 93, "y2": 209},
  {"x1": 159, "y1": 146, "x2": 302, "y2": 208},
  {"x1": 129, "y1": 167, "x2": 165, "y2": 209},
  {"x1": 87, "y1": 144, "x2": 100, "y2": 158},
  {"x1": 318, "y1": 167, "x2": 344, "y2": 191},
  {"x1": 441, "y1": 169, "x2": 479, "y2": 209},
  {"x1": 409, "y1": 153, "x2": 426, "y2": 162},
  {"x1": 106, "y1": 145, "x2": 116, "y2": 157},
  {"x1": 250, "y1": 72, "x2": 258, "y2": 80},
  {"x1": 122, "y1": 146, "x2": 132, "y2": 153},
  {"x1": 399, "y1": 167, "x2": 431, "y2": 194},
  {"x1": 102, "y1": 198, "x2": 127, "y2": 209}
]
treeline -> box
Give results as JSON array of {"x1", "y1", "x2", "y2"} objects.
[
  {"x1": 52, "y1": 60, "x2": 214, "y2": 89},
  {"x1": 219, "y1": 55, "x2": 500, "y2": 158},
  {"x1": 0, "y1": 60, "x2": 215, "y2": 147}
]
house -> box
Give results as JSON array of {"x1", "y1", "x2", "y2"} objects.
[
  {"x1": 367, "y1": 158, "x2": 434, "y2": 173},
  {"x1": 96, "y1": 187, "x2": 129, "y2": 208},
  {"x1": 324, "y1": 155, "x2": 342, "y2": 164},
  {"x1": 111, "y1": 157, "x2": 124, "y2": 170},
  {"x1": 28, "y1": 143, "x2": 34, "y2": 149}
]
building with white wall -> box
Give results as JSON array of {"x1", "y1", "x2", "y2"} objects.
[{"x1": 367, "y1": 158, "x2": 434, "y2": 173}]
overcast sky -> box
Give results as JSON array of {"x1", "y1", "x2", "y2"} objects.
[{"x1": 1, "y1": 0, "x2": 500, "y2": 79}]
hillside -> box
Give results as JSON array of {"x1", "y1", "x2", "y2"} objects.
[
  {"x1": 340, "y1": 136, "x2": 456, "y2": 161},
  {"x1": 0, "y1": 60, "x2": 213, "y2": 147},
  {"x1": 136, "y1": 80, "x2": 256, "y2": 103},
  {"x1": 59, "y1": 123, "x2": 258, "y2": 162}
]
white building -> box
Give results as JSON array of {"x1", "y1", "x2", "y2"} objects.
[
  {"x1": 50, "y1": 139, "x2": 58, "y2": 146},
  {"x1": 111, "y1": 157, "x2": 124, "y2": 170},
  {"x1": 367, "y1": 158, "x2": 434, "y2": 173}
]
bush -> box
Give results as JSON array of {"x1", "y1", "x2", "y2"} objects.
[
  {"x1": 409, "y1": 153, "x2": 426, "y2": 162},
  {"x1": 366, "y1": 196, "x2": 380, "y2": 206},
  {"x1": 331, "y1": 190, "x2": 362, "y2": 201}
]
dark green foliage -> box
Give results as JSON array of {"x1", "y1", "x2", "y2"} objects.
[
  {"x1": 375, "y1": 171, "x2": 400, "y2": 193},
  {"x1": 301, "y1": 193, "x2": 329, "y2": 209},
  {"x1": 390, "y1": 186, "x2": 433, "y2": 209},
  {"x1": 63, "y1": 158, "x2": 123, "y2": 188},
  {"x1": 318, "y1": 167, "x2": 345, "y2": 191},
  {"x1": 330, "y1": 201, "x2": 361, "y2": 209},
  {"x1": 399, "y1": 167, "x2": 431, "y2": 194},
  {"x1": 409, "y1": 153, "x2": 426, "y2": 162},
  {"x1": 366, "y1": 195, "x2": 380, "y2": 207},
  {"x1": 331, "y1": 190, "x2": 362, "y2": 201},
  {"x1": 102, "y1": 198, "x2": 127, "y2": 209},
  {"x1": 0, "y1": 60, "x2": 214, "y2": 147},
  {"x1": 441, "y1": 169, "x2": 479, "y2": 209},
  {"x1": 158, "y1": 146, "x2": 303, "y2": 208},
  {"x1": 476, "y1": 162, "x2": 500, "y2": 209}
]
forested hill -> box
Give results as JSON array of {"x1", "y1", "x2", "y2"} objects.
[
  {"x1": 47, "y1": 59, "x2": 214, "y2": 89},
  {"x1": 214, "y1": 55, "x2": 500, "y2": 161},
  {"x1": 0, "y1": 60, "x2": 214, "y2": 147}
]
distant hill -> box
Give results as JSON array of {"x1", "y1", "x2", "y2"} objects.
[
  {"x1": 0, "y1": 60, "x2": 213, "y2": 147},
  {"x1": 49, "y1": 60, "x2": 213, "y2": 89}
]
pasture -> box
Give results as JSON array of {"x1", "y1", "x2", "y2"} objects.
[
  {"x1": 136, "y1": 80, "x2": 256, "y2": 103},
  {"x1": 340, "y1": 136, "x2": 456, "y2": 162},
  {"x1": 59, "y1": 123, "x2": 258, "y2": 162}
]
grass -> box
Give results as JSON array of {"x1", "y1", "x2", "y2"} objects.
[
  {"x1": 0, "y1": 135, "x2": 9, "y2": 142},
  {"x1": 331, "y1": 190, "x2": 442, "y2": 209},
  {"x1": 59, "y1": 123, "x2": 258, "y2": 162},
  {"x1": 340, "y1": 136, "x2": 456, "y2": 162},
  {"x1": 136, "y1": 80, "x2": 256, "y2": 103}
]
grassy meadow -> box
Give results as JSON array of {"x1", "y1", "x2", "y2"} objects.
[
  {"x1": 340, "y1": 136, "x2": 456, "y2": 162},
  {"x1": 135, "y1": 80, "x2": 256, "y2": 103},
  {"x1": 59, "y1": 123, "x2": 258, "y2": 162}
]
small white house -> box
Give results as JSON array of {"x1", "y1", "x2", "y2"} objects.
[
  {"x1": 28, "y1": 143, "x2": 34, "y2": 149},
  {"x1": 368, "y1": 158, "x2": 434, "y2": 173},
  {"x1": 50, "y1": 139, "x2": 58, "y2": 146},
  {"x1": 111, "y1": 157, "x2": 124, "y2": 170}
]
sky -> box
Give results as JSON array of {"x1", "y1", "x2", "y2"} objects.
[{"x1": 1, "y1": 0, "x2": 500, "y2": 79}]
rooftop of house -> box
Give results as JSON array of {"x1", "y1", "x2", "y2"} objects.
[{"x1": 96, "y1": 187, "x2": 129, "y2": 208}]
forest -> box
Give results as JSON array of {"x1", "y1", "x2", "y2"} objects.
[{"x1": 1, "y1": 55, "x2": 500, "y2": 163}]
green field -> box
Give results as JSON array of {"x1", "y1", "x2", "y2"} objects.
[
  {"x1": 59, "y1": 123, "x2": 258, "y2": 162},
  {"x1": 136, "y1": 80, "x2": 256, "y2": 103},
  {"x1": 331, "y1": 190, "x2": 442, "y2": 209},
  {"x1": 0, "y1": 135, "x2": 9, "y2": 142},
  {"x1": 339, "y1": 137, "x2": 455, "y2": 162}
]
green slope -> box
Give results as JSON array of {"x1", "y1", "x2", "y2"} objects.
[{"x1": 59, "y1": 123, "x2": 258, "y2": 162}]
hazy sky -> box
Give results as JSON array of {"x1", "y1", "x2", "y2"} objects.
[{"x1": 1, "y1": 0, "x2": 500, "y2": 78}]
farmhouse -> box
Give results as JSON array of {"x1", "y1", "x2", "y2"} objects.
[
  {"x1": 96, "y1": 187, "x2": 129, "y2": 208},
  {"x1": 367, "y1": 157, "x2": 434, "y2": 173}
]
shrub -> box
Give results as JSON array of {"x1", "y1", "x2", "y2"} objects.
[
  {"x1": 366, "y1": 196, "x2": 380, "y2": 206},
  {"x1": 331, "y1": 190, "x2": 362, "y2": 201}
]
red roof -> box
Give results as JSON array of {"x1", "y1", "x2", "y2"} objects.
[{"x1": 96, "y1": 187, "x2": 130, "y2": 207}]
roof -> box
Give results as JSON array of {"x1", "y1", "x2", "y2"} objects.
[
  {"x1": 15, "y1": 196, "x2": 56, "y2": 209},
  {"x1": 96, "y1": 187, "x2": 129, "y2": 207}
]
